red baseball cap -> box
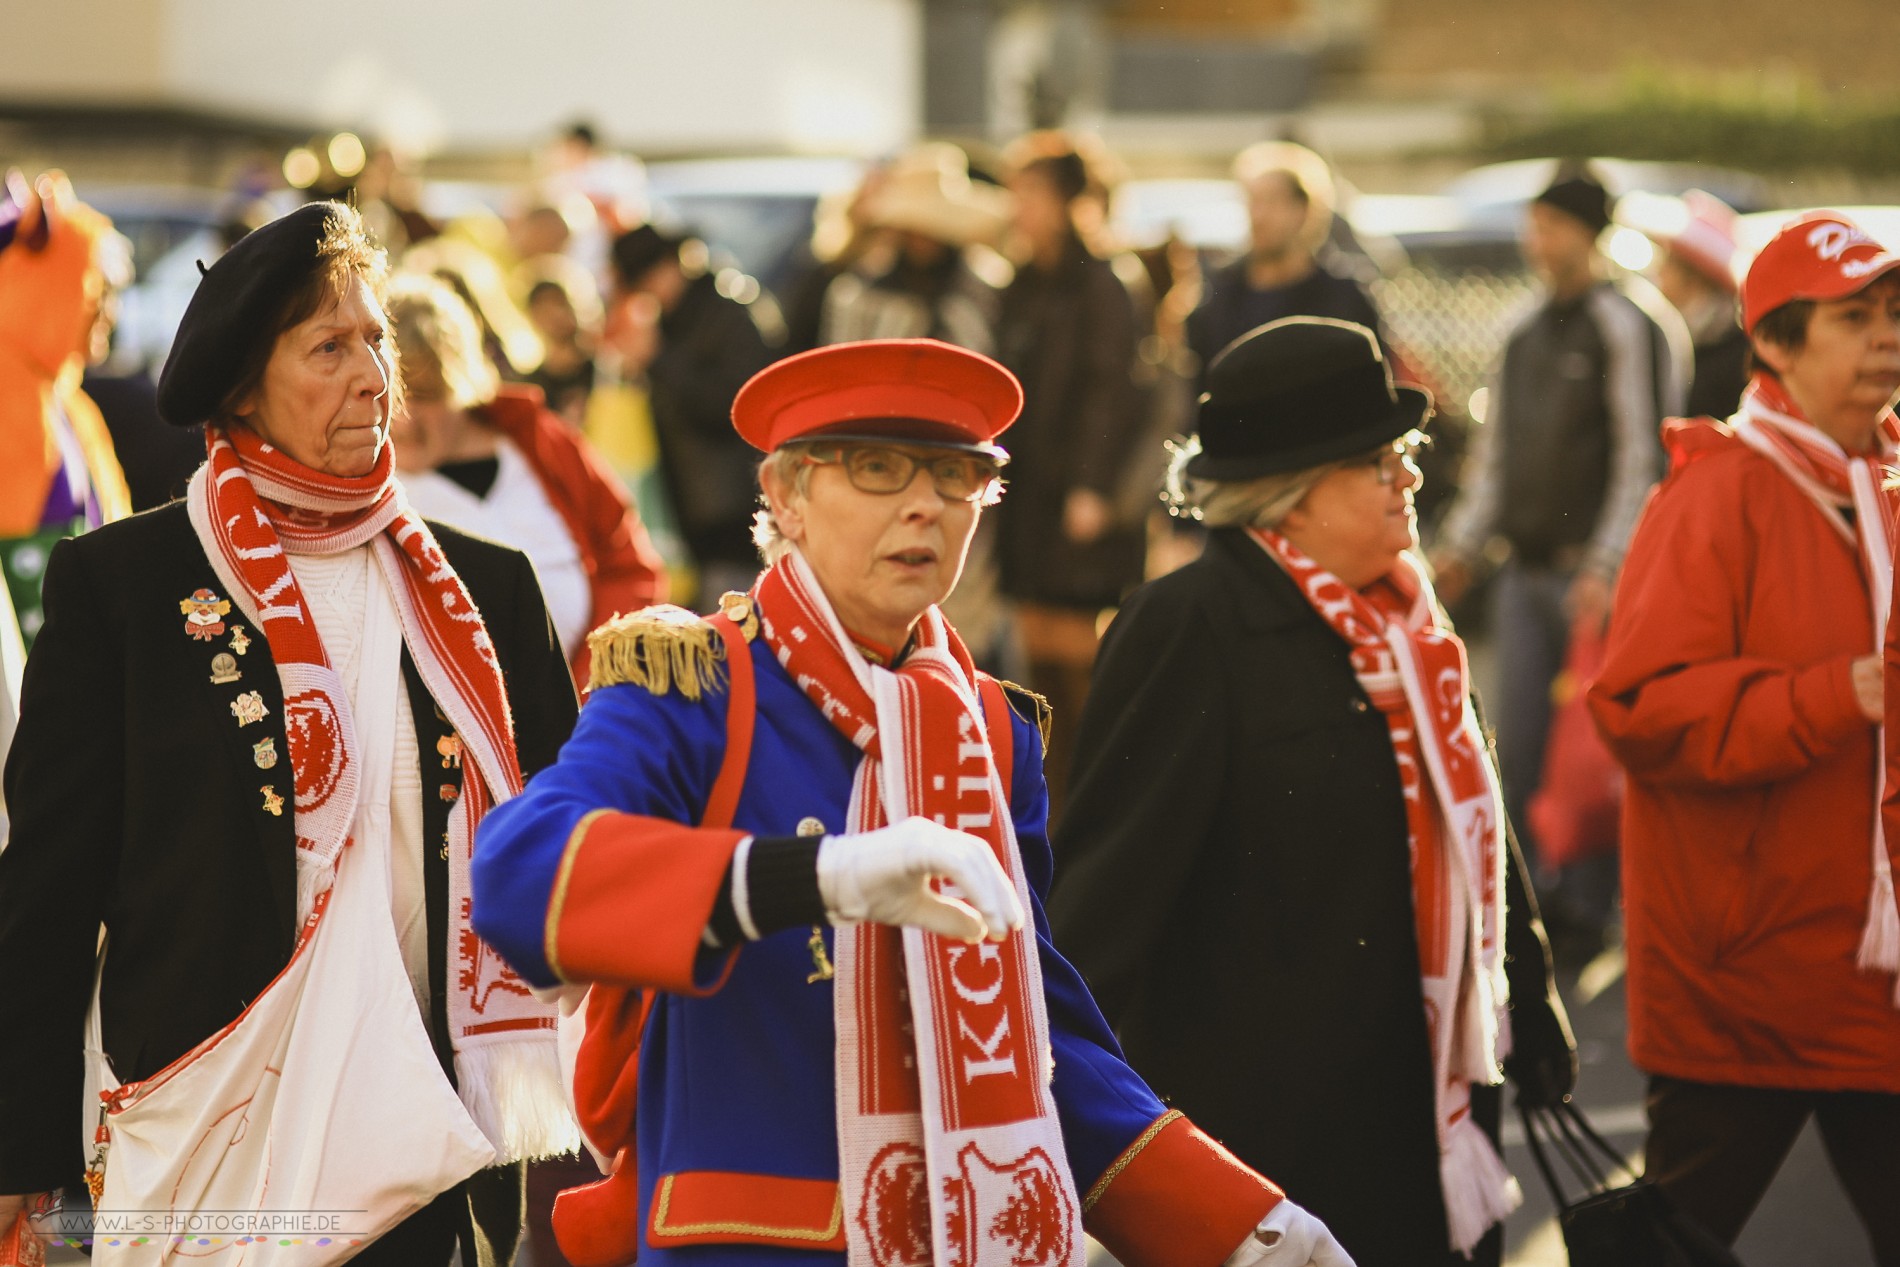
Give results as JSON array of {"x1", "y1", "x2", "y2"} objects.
[
  {"x1": 731, "y1": 339, "x2": 1022, "y2": 456},
  {"x1": 1741, "y1": 210, "x2": 1900, "y2": 333}
]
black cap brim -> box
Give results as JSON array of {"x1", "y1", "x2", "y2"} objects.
[{"x1": 789, "y1": 421, "x2": 1009, "y2": 463}]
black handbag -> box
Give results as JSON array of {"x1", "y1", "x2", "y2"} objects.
[{"x1": 1518, "y1": 1100, "x2": 1744, "y2": 1267}]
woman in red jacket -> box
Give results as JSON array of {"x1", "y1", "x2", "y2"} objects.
[
  {"x1": 387, "y1": 274, "x2": 667, "y2": 688},
  {"x1": 1589, "y1": 211, "x2": 1900, "y2": 1261}
]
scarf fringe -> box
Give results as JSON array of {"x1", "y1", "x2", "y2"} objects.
[
  {"x1": 1441, "y1": 1115, "x2": 1522, "y2": 1257},
  {"x1": 455, "y1": 1036, "x2": 582, "y2": 1164},
  {"x1": 293, "y1": 851, "x2": 334, "y2": 929},
  {"x1": 585, "y1": 607, "x2": 722, "y2": 698},
  {"x1": 1856, "y1": 868, "x2": 1900, "y2": 975}
]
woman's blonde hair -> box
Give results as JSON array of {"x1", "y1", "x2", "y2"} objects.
[
  {"x1": 1163, "y1": 436, "x2": 1341, "y2": 529},
  {"x1": 386, "y1": 272, "x2": 501, "y2": 411}
]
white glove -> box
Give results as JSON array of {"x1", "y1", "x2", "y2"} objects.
[
  {"x1": 1223, "y1": 1200, "x2": 1357, "y2": 1267},
  {"x1": 816, "y1": 816, "x2": 1026, "y2": 943}
]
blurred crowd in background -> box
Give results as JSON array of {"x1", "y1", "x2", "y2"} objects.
[{"x1": 4, "y1": 115, "x2": 1873, "y2": 970}]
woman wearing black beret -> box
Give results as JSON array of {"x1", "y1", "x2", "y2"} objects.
[
  {"x1": 1048, "y1": 317, "x2": 1577, "y2": 1267},
  {"x1": 0, "y1": 201, "x2": 579, "y2": 1265}
]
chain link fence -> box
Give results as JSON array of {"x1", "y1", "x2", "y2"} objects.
[{"x1": 1370, "y1": 262, "x2": 1540, "y2": 532}]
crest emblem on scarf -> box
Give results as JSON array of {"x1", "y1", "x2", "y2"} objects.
[
  {"x1": 858, "y1": 1144, "x2": 932, "y2": 1267},
  {"x1": 858, "y1": 1141, "x2": 1076, "y2": 1267},
  {"x1": 283, "y1": 690, "x2": 346, "y2": 812}
]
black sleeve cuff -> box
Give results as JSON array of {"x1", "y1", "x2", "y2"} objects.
[{"x1": 707, "y1": 836, "x2": 826, "y2": 945}]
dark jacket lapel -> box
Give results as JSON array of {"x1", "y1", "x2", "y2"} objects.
[{"x1": 177, "y1": 587, "x2": 298, "y2": 943}]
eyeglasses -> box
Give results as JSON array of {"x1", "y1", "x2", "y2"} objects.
[
  {"x1": 1354, "y1": 436, "x2": 1431, "y2": 486},
  {"x1": 800, "y1": 445, "x2": 1004, "y2": 503}
]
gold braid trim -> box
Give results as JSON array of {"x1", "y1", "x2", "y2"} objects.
[
  {"x1": 544, "y1": 808, "x2": 612, "y2": 982},
  {"x1": 1083, "y1": 1109, "x2": 1184, "y2": 1212},
  {"x1": 586, "y1": 605, "x2": 727, "y2": 698},
  {"x1": 996, "y1": 678, "x2": 1054, "y2": 758},
  {"x1": 651, "y1": 1175, "x2": 844, "y2": 1241}
]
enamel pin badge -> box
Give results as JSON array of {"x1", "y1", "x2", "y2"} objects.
[
  {"x1": 180, "y1": 589, "x2": 231, "y2": 641},
  {"x1": 231, "y1": 691, "x2": 268, "y2": 726},
  {"x1": 261, "y1": 785, "x2": 285, "y2": 816},
  {"x1": 229, "y1": 626, "x2": 252, "y2": 656},
  {"x1": 253, "y1": 737, "x2": 278, "y2": 770},
  {"x1": 209, "y1": 653, "x2": 241, "y2": 685}
]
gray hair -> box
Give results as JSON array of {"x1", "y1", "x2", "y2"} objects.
[
  {"x1": 750, "y1": 447, "x2": 812, "y2": 566},
  {"x1": 1163, "y1": 437, "x2": 1340, "y2": 530}
]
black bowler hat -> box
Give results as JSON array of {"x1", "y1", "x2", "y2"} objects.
[
  {"x1": 157, "y1": 201, "x2": 349, "y2": 427},
  {"x1": 1186, "y1": 317, "x2": 1432, "y2": 481}
]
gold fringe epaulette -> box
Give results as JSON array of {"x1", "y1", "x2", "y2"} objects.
[
  {"x1": 586, "y1": 605, "x2": 722, "y2": 698},
  {"x1": 584, "y1": 595, "x2": 760, "y2": 698},
  {"x1": 996, "y1": 678, "x2": 1054, "y2": 757}
]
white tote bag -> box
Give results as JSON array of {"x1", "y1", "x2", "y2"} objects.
[
  {"x1": 86, "y1": 575, "x2": 497, "y2": 1265},
  {"x1": 87, "y1": 834, "x2": 497, "y2": 1263}
]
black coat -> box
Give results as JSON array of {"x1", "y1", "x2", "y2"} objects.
[
  {"x1": 0, "y1": 502, "x2": 578, "y2": 1195},
  {"x1": 1048, "y1": 528, "x2": 1566, "y2": 1267},
  {"x1": 1184, "y1": 257, "x2": 1385, "y2": 395},
  {"x1": 993, "y1": 238, "x2": 1148, "y2": 610},
  {"x1": 649, "y1": 272, "x2": 777, "y2": 573}
]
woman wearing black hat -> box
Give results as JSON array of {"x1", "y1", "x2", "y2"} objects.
[
  {"x1": 0, "y1": 201, "x2": 579, "y2": 1265},
  {"x1": 1048, "y1": 317, "x2": 1576, "y2": 1267}
]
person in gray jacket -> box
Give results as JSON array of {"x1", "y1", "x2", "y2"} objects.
[{"x1": 1431, "y1": 171, "x2": 1687, "y2": 949}]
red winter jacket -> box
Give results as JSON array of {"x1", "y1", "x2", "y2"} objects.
[
  {"x1": 1589, "y1": 418, "x2": 1900, "y2": 1091},
  {"x1": 480, "y1": 385, "x2": 667, "y2": 687}
]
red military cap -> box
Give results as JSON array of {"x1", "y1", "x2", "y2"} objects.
[
  {"x1": 731, "y1": 338, "x2": 1023, "y2": 456},
  {"x1": 1742, "y1": 210, "x2": 1900, "y2": 333}
]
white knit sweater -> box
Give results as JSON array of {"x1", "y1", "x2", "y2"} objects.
[{"x1": 287, "y1": 548, "x2": 430, "y2": 1014}]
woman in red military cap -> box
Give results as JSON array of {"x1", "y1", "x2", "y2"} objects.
[{"x1": 471, "y1": 337, "x2": 1356, "y2": 1267}]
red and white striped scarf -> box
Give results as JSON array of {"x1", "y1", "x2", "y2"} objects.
[
  {"x1": 1731, "y1": 374, "x2": 1900, "y2": 989},
  {"x1": 1250, "y1": 528, "x2": 1519, "y2": 1255},
  {"x1": 756, "y1": 550, "x2": 1085, "y2": 1267},
  {"x1": 186, "y1": 424, "x2": 572, "y2": 1161}
]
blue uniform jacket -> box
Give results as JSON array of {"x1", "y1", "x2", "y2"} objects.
[{"x1": 474, "y1": 634, "x2": 1171, "y2": 1263}]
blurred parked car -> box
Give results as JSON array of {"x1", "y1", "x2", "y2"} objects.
[
  {"x1": 645, "y1": 156, "x2": 866, "y2": 298},
  {"x1": 82, "y1": 185, "x2": 226, "y2": 375}
]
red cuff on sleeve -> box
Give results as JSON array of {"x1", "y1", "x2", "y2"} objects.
[
  {"x1": 1801, "y1": 654, "x2": 1871, "y2": 747},
  {"x1": 548, "y1": 809, "x2": 744, "y2": 993},
  {"x1": 1084, "y1": 1112, "x2": 1284, "y2": 1267}
]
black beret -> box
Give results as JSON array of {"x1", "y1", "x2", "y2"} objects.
[
  {"x1": 1533, "y1": 174, "x2": 1612, "y2": 235},
  {"x1": 156, "y1": 201, "x2": 351, "y2": 428},
  {"x1": 1187, "y1": 316, "x2": 1431, "y2": 481}
]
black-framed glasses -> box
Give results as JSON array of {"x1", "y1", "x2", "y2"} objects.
[
  {"x1": 1354, "y1": 434, "x2": 1432, "y2": 486},
  {"x1": 800, "y1": 444, "x2": 1004, "y2": 503}
]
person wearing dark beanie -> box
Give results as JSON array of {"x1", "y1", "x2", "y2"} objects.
[
  {"x1": 1531, "y1": 173, "x2": 1612, "y2": 237},
  {"x1": 1431, "y1": 166, "x2": 1689, "y2": 961}
]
